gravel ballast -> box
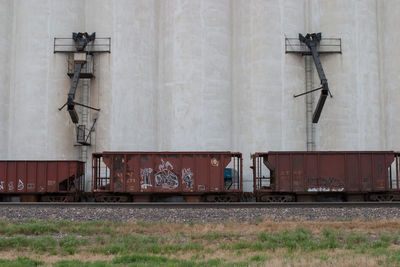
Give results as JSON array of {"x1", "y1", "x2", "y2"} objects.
[{"x1": 0, "y1": 207, "x2": 399, "y2": 222}]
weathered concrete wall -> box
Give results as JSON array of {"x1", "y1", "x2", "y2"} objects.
[
  {"x1": 233, "y1": 0, "x2": 306, "y2": 188},
  {"x1": 7, "y1": 0, "x2": 83, "y2": 159},
  {"x1": 311, "y1": 0, "x2": 382, "y2": 150},
  {"x1": 0, "y1": 0, "x2": 12, "y2": 158},
  {"x1": 158, "y1": 0, "x2": 232, "y2": 151},
  {"x1": 0, "y1": 0, "x2": 398, "y2": 191},
  {"x1": 380, "y1": 0, "x2": 400, "y2": 151}
]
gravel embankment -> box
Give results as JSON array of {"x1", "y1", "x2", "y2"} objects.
[{"x1": 0, "y1": 207, "x2": 399, "y2": 222}]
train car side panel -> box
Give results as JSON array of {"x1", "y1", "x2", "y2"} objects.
[
  {"x1": 27, "y1": 162, "x2": 37, "y2": 193},
  {"x1": 345, "y1": 153, "x2": 360, "y2": 192},
  {"x1": 253, "y1": 151, "x2": 400, "y2": 202},
  {"x1": 315, "y1": 154, "x2": 345, "y2": 192},
  {"x1": 360, "y1": 154, "x2": 373, "y2": 191},
  {"x1": 7, "y1": 162, "x2": 16, "y2": 193},
  {"x1": 93, "y1": 152, "x2": 243, "y2": 201},
  {"x1": 16, "y1": 162, "x2": 25, "y2": 193},
  {"x1": 292, "y1": 154, "x2": 305, "y2": 191},
  {"x1": 0, "y1": 162, "x2": 6, "y2": 192}
]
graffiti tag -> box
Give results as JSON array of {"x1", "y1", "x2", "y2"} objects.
[
  {"x1": 211, "y1": 158, "x2": 219, "y2": 167},
  {"x1": 307, "y1": 177, "x2": 345, "y2": 192},
  {"x1": 8, "y1": 182, "x2": 14, "y2": 191},
  {"x1": 18, "y1": 179, "x2": 24, "y2": 191},
  {"x1": 0, "y1": 181, "x2": 4, "y2": 190},
  {"x1": 154, "y1": 159, "x2": 179, "y2": 189},
  {"x1": 140, "y1": 168, "x2": 153, "y2": 189},
  {"x1": 182, "y1": 168, "x2": 194, "y2": 189}
]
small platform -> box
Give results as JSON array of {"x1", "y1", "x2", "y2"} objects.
[
  {"x1": 54, "y1": 37, "x2": 111, "y2": 54},
  {"x1": 285, "y1": 37, "x2": 341, "y2": 55},
  {"x1": 67, "y1": 73, "x2": 94, "y2": 79}
]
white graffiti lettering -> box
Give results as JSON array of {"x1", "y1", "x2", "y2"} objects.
[
  {"x1": 140, "y1": 168, "x2": 153, "y2": 189},
  {"x1": 18, "y1": 179, "x2": 24, "y2": 191},
  {"x1": 182, "y1": 168, "x2": 194, "y2": 189},
  {"x1": 8, "y1": 182, "x2": 14, "y2": 191},
  {"x1": 0, "y1": 181, "x2": 4, "y2": 190},
  {"x1": 154, "y1": 159, "x2": 179, "y2": 189},
  {"x1": 307, "y1": 187, "x2": 344, "y2": 192}
]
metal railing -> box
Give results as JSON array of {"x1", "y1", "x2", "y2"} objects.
[
  {"x1": 389, "y1": 154, "x2": 400, "y2": 189},
  {"x1": 92, "y1": 155, "x2": 111, "y2": 191},
  {"x1": 54, "y1": 37, "x2": 111, "y2": 53},
  {"x1": 285, "y1": 37, "x2": 341, "y2": 54},
  {"x1": 252, "y1": 153, "x2": 273, "y2": 191}
]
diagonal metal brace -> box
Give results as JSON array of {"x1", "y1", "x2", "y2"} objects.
[{"x1": 298, "y1": 32, "x2": 331, "y2": 123}]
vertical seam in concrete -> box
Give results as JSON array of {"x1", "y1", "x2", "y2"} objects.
[
  {"x1": 154, "y1": 0, "x2": 160, "y2": 150},
  {"x1": 376, "y1": 0, "x2": 386, "y2": 149},
  {"x1": 355, "y1": 1, "x2": 361, "y2": 149},
  {"x1": 200, "y1": 0, "x2": 205, "y2": 150},
  {"x1": 279, "y1": 0, "x2": 285, "y2": 149},
  {"x1": 157, "y1": 0, "x2": 162, "y2": 150},
  {"x1": 3, "y1": 0, "x2": 13, "y2": 158},
  {"x1": 110, "y1": 0, "x2": 115, "y2": 149},
  {"x1": 8, "y1": 0, "x2": 17, "y2": 158},
  {"x1": 252, "y1": 0, "x2": 256, "y2": 153},
  {"x1": 229, "y1": 1, "x2": 236, "y2": 151},
  {"x1": 45, "y1": 0, "x2": 51, "y2": 158}
]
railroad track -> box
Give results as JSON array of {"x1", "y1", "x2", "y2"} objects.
[{"x1": 1, "y1": 202, "x2": 400, "y2": 208}]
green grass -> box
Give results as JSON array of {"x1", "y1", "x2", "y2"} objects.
[
  {"x1": 0, "y1": 257, "x2": 43, "y2": 267},
  {"x1": 32, "y1": 235, "x2": 57, "y2": 254},
  {"x1": 101, "y1": 234, "x2": 162, "y2": 255},
  {"x1": 59, "y1": 234, "x2": 88, "y2": 255},
  {"x1": 225, "y1": 227, "x2": 377, "y2": 252},
  {"x1": 0, "y1": 220, "x2": 116, "y2": 236},
  {"x1": 53, "y1": 255, "x2": 231, "y2": 267},
  {"x1": 0, "y1": 234, "x2": 87, "y2": 255},
  {"x1": 2, "y1": 220, "x2": 400, "y2": 266},
  {"x1": 202, "y1": 231, "x2": 235, "y2": 241},
  {"x1": 250, "y1": 254, "x2": 269, "y2": 262}
]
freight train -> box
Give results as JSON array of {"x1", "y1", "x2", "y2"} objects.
[{"x1": 0, "y1": 151, "x2": 399, "y2": 202}]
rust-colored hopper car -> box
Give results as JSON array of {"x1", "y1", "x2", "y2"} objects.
[
  {"x1": 0, "y1": 161, "x2": 85, "y2": 202},
  {"x1": 252, "y1": 151, "x2": 400, "y2": 202},
  {"x1": 92, "y1": 151, "x2": 243, "y2": 202}
]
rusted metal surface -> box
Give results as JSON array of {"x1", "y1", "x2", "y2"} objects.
[
  {"x1": 92, "y1": 152, "x2": 242, "y2": 196},
  {"x1": 252, "y1": 151, "x2": 400, "y2": 196},
  {"x1": 0, "y1": 161, "x2": 85, "y2": 195}
]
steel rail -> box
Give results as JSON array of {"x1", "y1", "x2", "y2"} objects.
[{"x1": 1, "y1": 202, "x2": 400, "y2": 209}]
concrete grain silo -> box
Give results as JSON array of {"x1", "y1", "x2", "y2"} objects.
[
  {"x1": 0, "y1": 0, "x2": 12, "y2": 159},
  {"x1": 232, "y1": 0, "x2": 307, "y2": 189},
  {"x1": 6, "y1": 0, "x2": 83, "y2": 160},
  {"x1": 380, "y1": 0, "x2": 400, "y2": 152},
  {"x1": 158, "y1": 0, "x2": 232, "y2": 151},
  {"x1": 311, "y1": 0, "x2": 382, "y2": 150}
]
